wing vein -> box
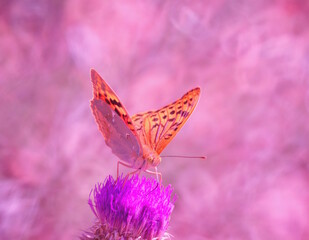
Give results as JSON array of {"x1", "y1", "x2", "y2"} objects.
[{"x1": 153, "y1": 113, "x2": 162, "y2": 148}]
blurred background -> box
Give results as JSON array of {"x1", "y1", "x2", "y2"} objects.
[{"x1": 1, "y1": 0, "x2": 309, "y2": 239}]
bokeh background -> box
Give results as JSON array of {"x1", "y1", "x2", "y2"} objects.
[{"x1": 1, "y1": 0, "x2": 309, "y2": 239}]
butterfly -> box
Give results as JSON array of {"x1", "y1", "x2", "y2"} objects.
[{"x1": 90, "y1": 69, "x2": 201, "y2": 181}]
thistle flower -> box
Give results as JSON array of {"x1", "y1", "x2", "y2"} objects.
[{"x1": 81, "y1": 175, "x2": 176, "y2": 240}]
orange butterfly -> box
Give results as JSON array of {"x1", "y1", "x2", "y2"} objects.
[{"x1": 90, "y1": 69, "x2": 201, "y2": 181}]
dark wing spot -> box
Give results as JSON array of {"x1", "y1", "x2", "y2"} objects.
[
  {"x1": 184, "y1": 100, "x2": 188, "y2": 104},
  {"x1": 181, "y1": 111, "x2": 189, "y2": 117},
  {"x1": 176, "y1": 110, "x2": 182, "y2": 115},
  {"x1": 164, "y1": 133, "x2": 173, "y2": 139},
  {"x1": 169, "y1": 106, "x2": 174, "y2": 109},
  {"x1": 151, "y1": 123, "x2": 159, "y2": 129},
  {"x1": 178, "y1": 105, "x2": 182, "y2": 109},
  {"x1": 162, "y1": 115, "x2": 167, "y2": 119},
  {"x1": 168, "y1": 118, "x2": 175, "y2": 122},
  {"x1": 110, "y1": 99, "x2": 122, "y2": 107},
  {"x1": 105, "y1": 99, "x2": 111, "y2": 105},
  {"x1": 114, "y1": 108, "x2": 121, "y2": 116},
  {"x1": 171, "y1": 122, "x2": 181, "y2": 127},
  {"x1": 170, "y1": 110, "x2": 175, "y2": 115},
  {"x1": 152, "y1": 118, "x2": 159, "y2": 121}
]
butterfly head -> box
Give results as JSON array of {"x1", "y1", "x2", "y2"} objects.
[
  {"x1": 142, "y1": 145, "x2": 161, "y2": 167},
  {"x1": 147, "y1": 153, "x2": 161, "y2": 167}
]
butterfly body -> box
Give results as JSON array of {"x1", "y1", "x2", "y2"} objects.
[{"x1": 90, "y1": 69, "x2": 200, "y2": 176}]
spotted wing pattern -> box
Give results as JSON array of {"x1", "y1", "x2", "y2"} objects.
[
  {"x1": 91, "y1": 69, "x2": 137, "y2": 134},
  {"x1": 132, "y1": 87, "x2": 201, "y2": 154},
  {"x1": 90, "y1": 69, "x2": 142, "y2": 163}
]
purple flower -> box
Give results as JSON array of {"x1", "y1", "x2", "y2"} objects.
[{"x1": 81, "y1": 175, "x2": 176, "y2": 240}]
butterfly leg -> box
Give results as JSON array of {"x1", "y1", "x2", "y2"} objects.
[
  {"x1": 126, "y1": 168, "x2": 142, "y2": 179},
  {"x1": 117, "y1": 161, "x2": 142, "y2": 181},
  {"x1": 117, "y1": 161, "x2": 134, "y2": 179}
]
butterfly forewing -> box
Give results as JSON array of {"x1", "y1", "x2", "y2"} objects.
[
  {"x1": 90, "y1": 69, "x2": 142, "y2": 165},
  {"x1": 132, "y1": 87, "x2": 201, "y2": 154},
  {"x1": 91, "y1": 69, "x2": 137, "y2": 134}
]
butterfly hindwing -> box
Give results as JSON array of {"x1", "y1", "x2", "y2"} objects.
[
  {"x1": 132, "y1": 87, "x2": 201, "y2": 154},
  {"x1": 91, "y1": 69, "x2": 142, "y2": 164}
]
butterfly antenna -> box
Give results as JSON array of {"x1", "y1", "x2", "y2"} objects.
[{"x1": 161, "y1": 155, "x2": 206, "y2": 160}]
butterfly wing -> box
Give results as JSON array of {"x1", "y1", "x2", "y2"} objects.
[
  {"x1": 90, "y1": 69, "x2": 142, "y2": 164},
  {"x1": 132, "y1": 87, "x2": 201, "y2": 154}
]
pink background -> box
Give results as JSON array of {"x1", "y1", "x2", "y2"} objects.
[{"x1": 1, "y1": 1, "x2": 309, "y2": 239}]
